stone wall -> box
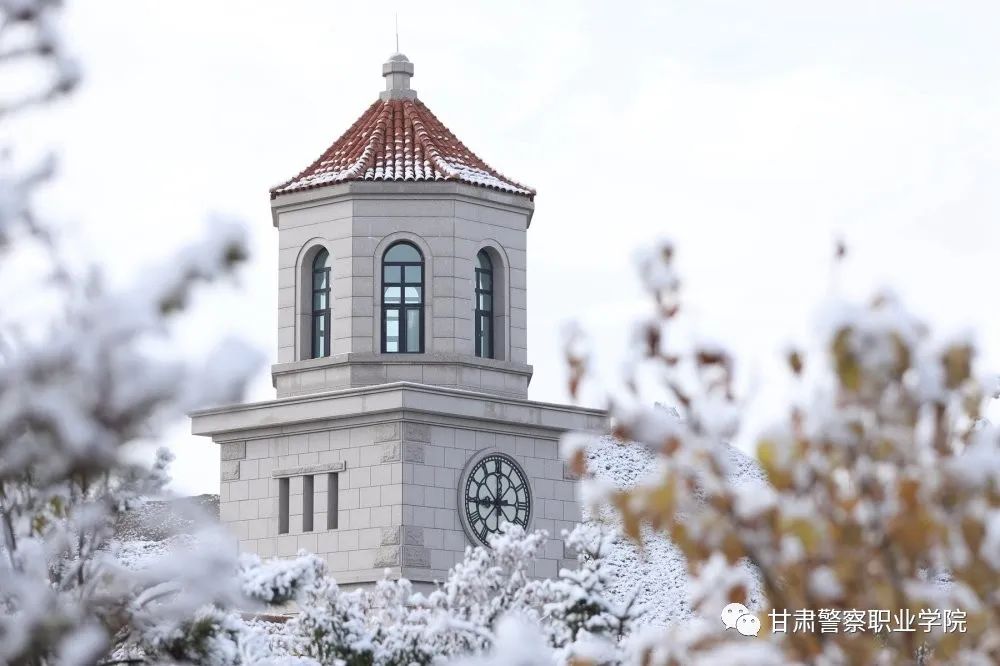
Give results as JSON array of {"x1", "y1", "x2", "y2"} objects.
[
  {"x1": 270, "y1": 353, "x2": 533, "y2": 400},
  {"x1": 217, "y1": 415, "x2": 583, "y2": 585},
  {"x1": 271, "y1": 181, "x2": 532, "y2": 372}
]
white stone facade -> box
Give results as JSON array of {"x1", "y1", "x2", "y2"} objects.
[
  {"x1": 194, "y1": 383, "x2": 605, "y2": 588},
  {"x1": 191, "y1": 54, "x2": 607, "y2": 589},
  {"x1": 271, "y1": 181, "x2": 533, "y2": 399}
]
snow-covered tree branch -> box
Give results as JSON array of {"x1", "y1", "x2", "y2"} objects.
[
  {"x1": 0, "y1": 8, "x2": 633, "y2": 665},
  {"x1": 566, "y1": 239, "x2": 1000, "y2": 664},
  {"x1": 0, "y1": 2, "x2": 267, "y2": 663}
]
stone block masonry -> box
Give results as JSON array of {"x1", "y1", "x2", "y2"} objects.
[
  {"x1": 196, "y1": 382, "x2": 606, "y2": 588},
  {"x1": 269, "y1": 181, "x2": 534, "y2": 396},
  {"x1": 193, "y1": 105, "x2": 606, "y2": 590}
]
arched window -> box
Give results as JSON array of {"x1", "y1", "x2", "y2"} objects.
[
  {"x1": 475, "y1": 249, "x2": 494, "y2": 359},
  {"x1": 310, "y1": 249, "x2": 331, "y2": 358},
  {"x1": 381, "y1": 242, "x2": 424, "y2": 353}
]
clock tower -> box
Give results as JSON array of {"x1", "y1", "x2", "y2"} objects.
[{"x1": 191, "y1": 53, "x2": 606, "y2": 589}]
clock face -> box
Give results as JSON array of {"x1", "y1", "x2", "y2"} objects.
[{"x1": 462, "y1": 453, "x2": 531, "y2": 546}]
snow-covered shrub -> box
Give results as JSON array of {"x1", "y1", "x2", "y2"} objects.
[
  {"x1": 0, "y1": 3, "x2": 639, "y2": 665},
  {"x1": 538, "y1": 523, "x2": 637, "y2": 650},
  {"x1": 108, "y1": 524, "x2": 636, "y2": 665},
  {"x1": 0, "y1": 4, "x2": 633, "y2": 664},
  {"x1": 0, "y1": 3, "x2": 317, "y2": 663},
  {"x1": 288, "y1": 578, "x2": 377, "y2": 665},
  {"x1": 565, "y1": 240, "x2": 1000, "y2": 663},
  {"x1": 279, "y1": 524, "x2": 637, "y2": 665}
]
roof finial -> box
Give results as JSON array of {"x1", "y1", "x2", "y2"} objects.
[
  {"x1": 381, "y1": 50, "x2": 416, "y2": 101},
  {"x1": 395, "y1": 13, "x2": 399, "y2": 53}
]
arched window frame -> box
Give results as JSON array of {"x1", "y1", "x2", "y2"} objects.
[
  {"x1": 310, "y1": 249, "x2": 331, "y2": 358},
  {"x1": 292, "y1": 240, "x2": 335, "y2": 362},
  {"x1": 381, "y1": 241, "x2": 425, "y2": 353},
  {"x1": 472, "y1": 243, "x2": 510, "y2": 362},
  {"x1": 474, "y1": 250, "x2": 494, "y2": 359}
]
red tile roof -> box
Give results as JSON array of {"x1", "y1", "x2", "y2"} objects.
[{"x1": 271, "y1": 98, "x2": 535, "y2": 200}]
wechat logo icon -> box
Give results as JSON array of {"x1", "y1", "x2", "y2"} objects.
[{"x1": 721, "y1": 603, "x2": 760, "y2": 637}]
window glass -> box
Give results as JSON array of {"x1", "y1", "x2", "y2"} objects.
[
  {"x1": 383, "y1": 265, "x2": 401, "y2": 283},
  {"x1": 312, "y1": 316, "x2": 328, "y2": 357},
  {"x1": 385, "y1": 242, "x2": 421, "y2": 263},
  {"x1": 405, "y1": 309, "x2": 421, "y2": 352},
  {"x1": 384, "y1": 309, "x2": 400, "y2": 352},
  {"x1": 476, "y1": 250, "x2": 491, "y2": 271},
  {"x1": 383, "y1": 286, "x2": 401, "y2": 304},
  {"x1": 480, "y1": 314, "x2": 492, "y2": 356},
  {"x1": 311, "y1": 248, "x2": 332, "y2": 360},
  {"x1": 475, "y1": 250, "x2": 495, "y2": 359},
  {"x1": 382, "y1": 241, "x2": 424, "y2": 354}
]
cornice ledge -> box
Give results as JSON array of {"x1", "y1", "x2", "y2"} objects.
[
  {"x1": 271, "y1": 352, "x2": 533, "y2": 377},
  {"x1": 190, "y1": 381, "x2": 607, "y2": 438},
  {"x1": 270, "y1": 180, "x2": 534, "y2": 227}
]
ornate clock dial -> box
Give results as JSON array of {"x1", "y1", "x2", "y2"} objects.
[{"x1": 462, "y1": 453, "x2": 530, "y2": 546}]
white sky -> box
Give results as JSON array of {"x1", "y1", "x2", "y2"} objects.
[{"x1": 26, "y1": 1, "x2": 1000, "y2": 494}]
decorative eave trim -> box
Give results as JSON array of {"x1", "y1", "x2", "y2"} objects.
[
  {"x1": 269, "y1": 180, "x2": 535, "y2": 227},
  {"x1": 190, "y1": 381, "x2": 608, "y2": 441},
  {"x1": 272, "y1": 461, "x2": 347, "y2": 478},
  {"x1": 271, "y1": 352, "x2": 533, "y2": 378}
]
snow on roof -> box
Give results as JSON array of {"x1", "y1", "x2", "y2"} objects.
[
  {"x1": 271, "y1": 98, "x2": 534, "y2": 200},
  {"x1": 585, "y1": 435, "x2": 766, "y2": 626},
  {"x1": 271, "y1": 55, "x2": 534, "y2": 200}
]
